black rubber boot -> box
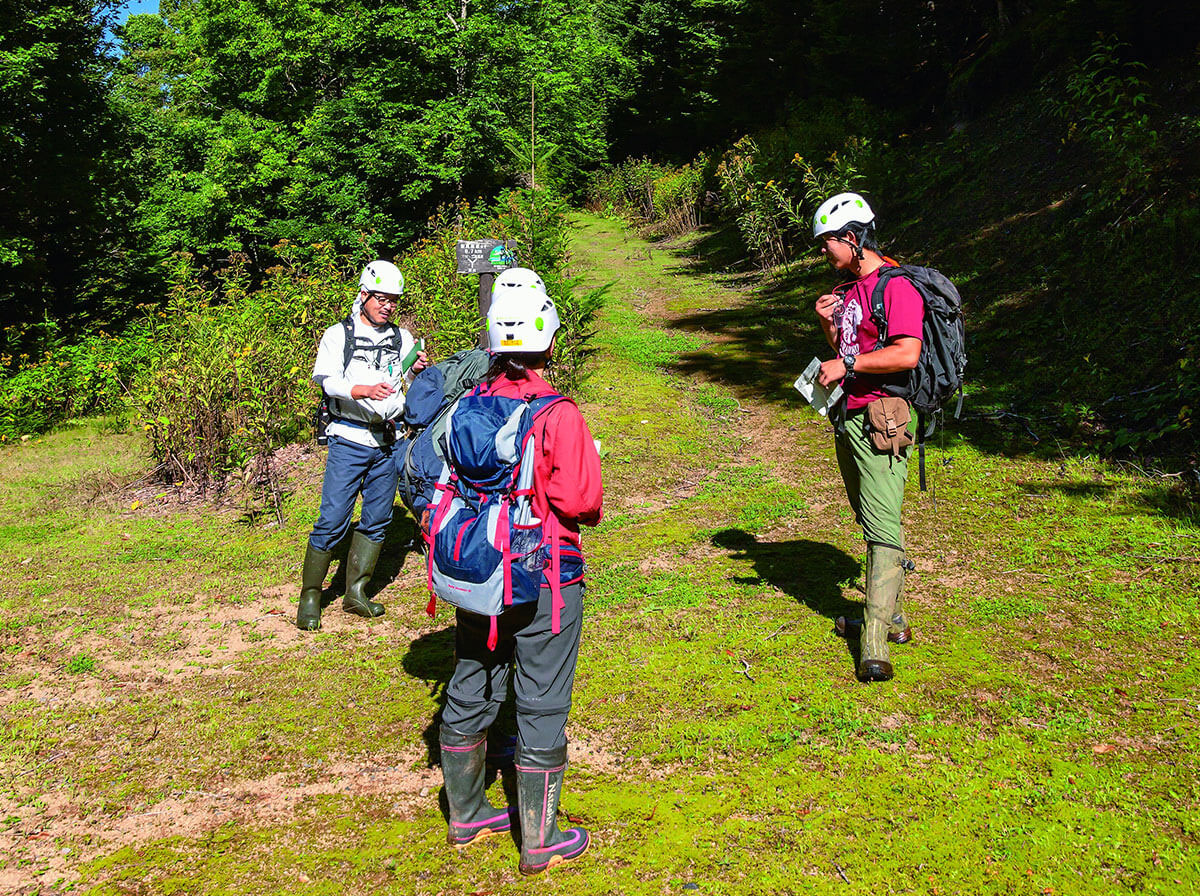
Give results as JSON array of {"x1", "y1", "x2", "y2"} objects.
[
  {"x1": 342, "y1": 531, "x2": 385, "y2": 618},
  {"x1": 440, "y1": 726, "x2": 513, "y2": 847},
  {"x1": 297, "y1": 543, "x2": 333, "y2": 631},
  {"x1": 516, "y1": 744, "x2": 590, "y2": 875}
]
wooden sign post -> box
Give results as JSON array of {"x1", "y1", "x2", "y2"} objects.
[{"x1": 455, "y1": 239, "x2": 516, "y2": 348}]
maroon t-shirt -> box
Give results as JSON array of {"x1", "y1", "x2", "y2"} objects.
[{"x1": 833, "y1": 266, "x2": 925, "y2": 410}]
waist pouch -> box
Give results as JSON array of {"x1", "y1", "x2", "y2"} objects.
[{"x1": 866, "y1": 397, "x2": 914, "y2": 458}]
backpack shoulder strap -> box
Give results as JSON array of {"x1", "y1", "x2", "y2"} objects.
[
  {"x1": 868, "y1": 264, "x2": 909, "y2": 345},
  {"x1": 340, "y1": 316, "x2": 355, "y2": 372}
]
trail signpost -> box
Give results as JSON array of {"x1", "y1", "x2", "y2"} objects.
[{"x1": 456, "y1": 239, "x2": 516, "y2": 348}]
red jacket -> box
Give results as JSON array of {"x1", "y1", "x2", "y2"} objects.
[{"x1": 483, "y1": 371, "x2": 603, "y2": 550}]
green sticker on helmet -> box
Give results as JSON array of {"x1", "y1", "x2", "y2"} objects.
[
  {"x1": 535, "y1": 317, "x2": 544, "y2": 331},
  {"x1": 855, "y1": 200, "x2": 864, "y2": 208},
  {"x1": 820, "y1": 214, "x2": 828, "y2": 224},
  {"x1": 375, "y1": 275, "x2": 382, "y2": 284}
]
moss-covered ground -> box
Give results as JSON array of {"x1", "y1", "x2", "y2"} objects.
[{"x1": 2, "y1": 213, "x2": 1198, "y2": 894}]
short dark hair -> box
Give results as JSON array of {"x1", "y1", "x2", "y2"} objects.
[
  {"x1": 839, "y1": 221, "x2": 879, "y2": 252},
  {"x1": 486, "y1": 350, "x2": 550, "y2": 384}
]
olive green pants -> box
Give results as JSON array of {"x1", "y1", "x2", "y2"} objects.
[
  {"x1": 833, "y1": 406, "x2": 913, "y2": 551},
  {"x1": 835, "y1": 404, "x2": 914, "y2": 665}
]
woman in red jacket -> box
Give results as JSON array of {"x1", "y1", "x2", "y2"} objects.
[{"x1": 437, "y1": 269, "x2": 603, "y2": 875}]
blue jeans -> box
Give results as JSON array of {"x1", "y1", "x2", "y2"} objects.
[{"x1": 308, "y1": 434, "x2": 398, "y2": 552}]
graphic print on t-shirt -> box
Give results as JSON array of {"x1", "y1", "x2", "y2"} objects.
[{"x1": 837, "y1": 299, "x2": 863, "y2": 360}]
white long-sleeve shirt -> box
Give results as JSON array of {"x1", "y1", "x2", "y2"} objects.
[{"x1": 312, "y1": 316, "x2": 418, "y2": 448}]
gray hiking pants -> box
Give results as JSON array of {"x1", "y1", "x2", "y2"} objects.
[{"x1": 441, "y1": 580, "x2": 584, "y2": 752}]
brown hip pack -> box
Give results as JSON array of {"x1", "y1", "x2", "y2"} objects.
[{"x1": 866, "y1": 397, "x2": 914, "y2": 458}]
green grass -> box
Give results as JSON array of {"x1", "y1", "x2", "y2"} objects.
[{"x1": 0, "y1": 215, "x2": 1197, "y2": 894}]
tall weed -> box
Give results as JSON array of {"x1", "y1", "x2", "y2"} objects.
[
  {"x1": 715, "y1": 137, "x2": 793, "y2": 268},
  {"x1": 587, "y1": 157, "x2": 707, "y2": 236}
]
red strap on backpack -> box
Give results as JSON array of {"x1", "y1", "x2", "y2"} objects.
[
  {"x1": 426, "y1": 473, "x2": 459, "y2": 618},
  {"x1": 545, "y1": 515, "x2": 565, "y2": 635},
  {"x1": 498, "y1": 497, "x2": 512, "y2": 607}
]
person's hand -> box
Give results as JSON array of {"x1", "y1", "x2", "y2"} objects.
[
  {"x1": 815, "y1": 293, "x2": 842, "y2": 323},
  {"x1": 410, "y1": 351, "x2": 429, "y2": 374},
  {"x1": 352, "y1": 382, "x2": 395, "y2": 400},
  {"x1": 818, "y1": 358, "x2": 846, "y2": 387}
]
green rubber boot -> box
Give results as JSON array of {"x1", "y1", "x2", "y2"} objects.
[
  {"x1": 342, "y1": 531, "x2": 385, "y2": 618},
  {"x1": 297, "y1": 543, "x2": 333, "y2": 631},
  {"x1": 858, "y1": 544, "x2": 904, "y2": 682}
]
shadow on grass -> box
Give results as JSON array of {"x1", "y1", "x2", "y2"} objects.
[
  {"x1": 711, "y1": 528, "x2": 861, "y2": 620},
  {"x1": 712, "y1": 529, "x2": 863, "y2": 672},
  {"x1": 401, "y1": 623, "x2": 520, "y2": 831}
]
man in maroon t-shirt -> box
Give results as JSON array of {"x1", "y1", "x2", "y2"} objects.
[{"x1": 813, "y1": 192, "x2": 924, "y2": 683}]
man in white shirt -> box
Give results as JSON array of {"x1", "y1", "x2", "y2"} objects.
[{"x1": 297, "y1": 260, "x2": 427, "y2": 631}]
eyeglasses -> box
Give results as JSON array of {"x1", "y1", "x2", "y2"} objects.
[{"x1": 366, "y1": 292, "x2": 400, "y2": 307}]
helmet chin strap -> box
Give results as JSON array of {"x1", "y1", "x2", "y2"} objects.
[{"x1": 833, "y1": 234, "x2": 865, "y2": 261}]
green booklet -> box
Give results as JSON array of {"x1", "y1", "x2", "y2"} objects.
[{"x1": 400, "y1": 338, "x2": 425, "y2": 376}]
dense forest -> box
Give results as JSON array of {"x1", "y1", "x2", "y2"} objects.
[{"x1": 2, "y1": 1, "x2": 1198, "y2": 474}]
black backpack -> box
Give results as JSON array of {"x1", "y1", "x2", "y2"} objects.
[{"x1": 868, "y1": 265, "x2": 967, "y2": 489}]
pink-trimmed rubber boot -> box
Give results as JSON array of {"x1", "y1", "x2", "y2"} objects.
[
  {"x1": 516, "y1": 744, "x2": 590, "y2": 874},
  {"x1": 439, "y1": 726, "x2": 512, "y2": 847}
]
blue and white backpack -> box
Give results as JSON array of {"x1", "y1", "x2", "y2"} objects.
[{"x1": 424, "y1": 386, "x2": 574, "y2": 649}]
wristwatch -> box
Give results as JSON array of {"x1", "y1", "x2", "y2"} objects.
[{"x1": 843, "y1": 354, "x2": 856, "y2": 376}]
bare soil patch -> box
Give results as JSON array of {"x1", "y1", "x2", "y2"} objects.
[{"x1": 1, "y1": 751, "x2": 436, "y2": 893}]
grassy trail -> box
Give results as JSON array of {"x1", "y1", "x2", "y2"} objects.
[{"x1": 1, "y1": 213, "x2": 1198, "y2": 895}]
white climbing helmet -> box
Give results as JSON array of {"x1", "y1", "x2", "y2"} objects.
[
  {"x1": 492, "y1": 266, "x2": 546, "y2": 296},
  {"x1": 812, "y1": 192, "x2": 875, "y2": 239},
  {"x1": 358, "y1": 260, "x2": 405, "y2": 296},
  {"x1": 487, "y1": 276, "x2": 560, "y2": 354}
]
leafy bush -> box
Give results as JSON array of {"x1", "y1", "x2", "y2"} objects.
[
  {"x1": 587, "y1": 157, "x2": 707, "y2": 235},
  {"x1": 715, "y1": 137, "x2": 794, "y2": 268},
  {"x1": 0, "y1": 321, "x2": 153, "y2": 441},
  {"x1": 132, "y1": 246, "x2": 347, "y2": 489}
]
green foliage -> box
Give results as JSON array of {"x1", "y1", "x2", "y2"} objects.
[
  {"x1": 587, "y1": 156, "x2": 707, "y2": 235},
  {"x1": 1058, "y1": 37, "x2": 1154, "y2": 150},
  {"x1": 64, "y1": 654, "x2": 97, "y2": 675},
  {"x1": 0, "y1": 322, "x2": 153, "y2": 440},
  {"x1": 132, "y1": 246, "x2": 349, "y2": 488},
  {"x1": 0, "y1": 1, "x2": 146, "y2": 357},
  {"x1": 715, "y1": 138, "x2": 795, "y2": 268},
  {"x1": 790, "y1": 137, "x2": 869, "y2": 211},
  {"x1": 111, "y1": 0, "x2": 625, "y2": 272}
]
